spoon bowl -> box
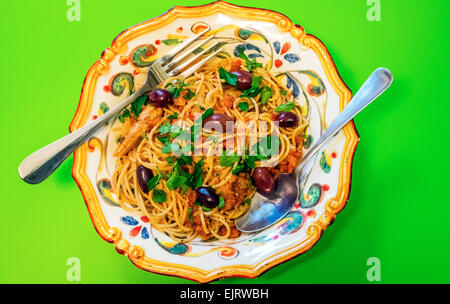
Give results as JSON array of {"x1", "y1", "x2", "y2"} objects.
[{"x1": 236, "y1": 67, "x2": 393, "y2": 233}]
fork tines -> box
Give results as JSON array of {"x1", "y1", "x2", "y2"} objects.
[{"x1": 156, "y1": 27, "x2": 224, "y2": 78}]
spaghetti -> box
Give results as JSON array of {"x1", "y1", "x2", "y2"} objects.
[{"x1": 111, "y1": 51, "x2": 307, "y2": 242}]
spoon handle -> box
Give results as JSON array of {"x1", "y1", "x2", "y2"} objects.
[{"x1": 297, "y1": 68, "x2": 393, "y2": 172}]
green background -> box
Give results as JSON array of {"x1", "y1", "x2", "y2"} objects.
[{"x1": 1, "y1": 0, "x2": 449, "y2": 283}]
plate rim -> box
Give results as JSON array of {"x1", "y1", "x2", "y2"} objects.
[{"x1": 70, "y1": 0, "x2": 359, "y2": 283}]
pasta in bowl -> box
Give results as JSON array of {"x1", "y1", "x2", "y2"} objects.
[{"x1": 71, "y1": 1, "x2": 358, "y2": 282}]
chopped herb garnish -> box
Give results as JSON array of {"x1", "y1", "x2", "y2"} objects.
[
  {"x1": 166, "y1": 156, "x2": 175, "y2": 165},
  {"x1": 185, "y1": 159, "x2": 204, "y2": 188},
  {"x1": 157, "y1": 136, "x2": 169, "y2": 145},
  {"x1": 183, "y1": 89, "x2": 196, "y2": 101},
  {"x1": 167, "y1": 112, "x2": 179, "y2": 120},
  {"x1": 260, "y1": 86, "x2": 273, "y2": 104},
  {"x1": 231, "y1": 164, "x2": 246, "y2": 175},
  {"x1": 147, "y1": 172, "x2": 162, "y2": 192},
  {"x1": 166, "y1": 174, "x2": 189, "y2": 191},
  {"x1": 152, "y1": 189, "x2": 167, "y2": 203},
  {"x1": 275, "y1": 102, "x2": 295, "y2": 112},
  {"x1": 158, "y1": 122, "x2": 171, "y2": 134},
  {"x1": 238, "y1": 48, "x2": 262, "y2": 72},
  {"x1": 118, "y1": 109, "x2": 130, "y2": 123},
  {"x1": 218, "y1": 197, "x2": 225, "y2": 209},
  {"x1": 280, "y1": 90, "x2": 288, "y2": 96},
  {"x1": 161, "y1": 142, "x2": 180, "y2": 154},
  {"x1": 188, "y1": 207, "x2": 193, "y2": 222},
  {"x1": 220, "y1": 153, "x2": 240, "y2": 167},
  {"x1": 201, "y1": 206, "x2": 212, "y2": 212},
  {"x1": 241, "y1": 76, "x2": 263, "y2": 99},
  {"x1": 166, "y1": 80, "x2": 189, "y2": 99},
  {"x1": 218, "y1": 67, "x2": 237, "y2": 86},
  {"x1": 142, "y1": 133, "x2": 148, "y2": 140},
  {"x1": 130, "y1": 94, "x2": 148, "y2": 117},
  {"x1": 238, "y1": 102, "x2": 249, "y2": 111},
  {"x1": 244, "y1": 198, "x2": 251, "y2": 205},
  {"x1": 194, "y1": 108, "x2": 214, "y2": 123}
]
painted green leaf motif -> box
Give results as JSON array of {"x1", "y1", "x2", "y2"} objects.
[
  {"x1": 320, "y1": 151, "x2": 331, "y2": 173},
  {"x1": 131, "y1": 44, "x2": 156, "y2": 67},
  {"x1": 303, "y1": 135, "x2": 313, "y2": 149},
  {"x1": 97, "y1": 179, "x2": 120, "y2": 207},
  {"x1": 155, "y1": 238, "x2": 189, "y2": 254},
  {"x1": 300, "y1": 183, "x2": 322, "y2": 209},
  {"x1": 162, "y1": 39, "x2": 182, "y2": 46},
  {"x1": 100, "y1": 102, "x2": 109, "y2": 114},
  {"x1": 111, "y1": 73, "x2": 134, "y2": 96}
]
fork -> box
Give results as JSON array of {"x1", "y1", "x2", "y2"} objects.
[{"x1": 19, "y1": 27, "x2": 222, "y2": 184}]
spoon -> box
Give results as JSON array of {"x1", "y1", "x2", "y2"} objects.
[{"x1": 235, "y1": 67, "x2": 393, "y2": 232}]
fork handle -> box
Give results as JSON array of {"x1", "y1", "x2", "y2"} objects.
[
  {"x1": 296, "y1": 68, "x2": 393, "y2": 173},
  {"x1": 19, "y1": 86, "x2": 148, "y2": 184}
]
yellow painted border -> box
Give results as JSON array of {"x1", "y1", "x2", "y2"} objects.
[{"x1": 70, "y1": 1, "x2": 359, "y2": 283}]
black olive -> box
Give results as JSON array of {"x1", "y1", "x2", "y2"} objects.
[
  {"x1": 148, "y1": 89, "x2": 173, "y2": 107},
  {"x1": 231, "y1": 70, "x2": 252, "y2": 91},
  {"x1": 196, "y1": 187, "x2": 220, "y2": 209},
  {"x1": 203, "y1": 113, "x2": 234, "y2": 132},
  {"x1": 252, "y1": 167, "x2": 275, "y2": 194},
  {"x1": 275, "y1": 112, "x2": 299, "y2": 128},
  {"x1": 136, "y1": 165, "x2": 154, "y2": 193}
]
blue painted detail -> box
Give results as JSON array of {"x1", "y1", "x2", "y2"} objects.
[
  {"x1": 283, "y1": 53, "x2": 300, "y2": 63},
  {"x1": 273, "y1": 41, "x2": 281, "y2": 54},
  {"x1": 286, "y1": 74, "x2": 300, "y2": 98},
  {"x1": 141, "y1": 227, "x2": 149, "y2": 239},
  {"x1": 121, "y1": 216, "x2": 138, "y2": 226}
]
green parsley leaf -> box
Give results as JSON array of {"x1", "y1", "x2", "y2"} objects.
[
  {"x1": 166, "y1": 174, "x2": 189, "y2": 190},
  {"x1": 218, "y1": 67, "x2": 237, "y2": 86},
  {"x1": 231, "y1": 164, "x2": 246, "y2": 175},
  {"x1": 118, "y1": 109, "x2": 130, "y2": 123},
  {"x1": 147, "y1": 172, "x2": 162, "y2": 191},
  {"x1": 201, "y1": 206, "x2": 212, "y2": 212},
  {"x1": 178, "y1": 155, "x2": 193, "y2": 166},
  {"x1": 183, "y1": 89, "x2": 196, "y2": 101},
  {"x1": 188, "y1": 207, "x2": 193, "y2": 222},
  {"x1": 220, "y1": 154, "x2": 240, "y2": 167},
  {"x1": 152, "y1": 189, "x2": 167, "y2": 203},
  {"x1": 218, "y1": 197, "x2": 225, "y2": 209},
  {"x1": 241, "y1": 76, "x2": 263, "y2": 98},
  {"x1": 275, "y1": 102, "x2": 295, "y2": 113},
  {"x1": 260, "y1": 86, "x2": 273, "y2": 105},
  {"x1": 280, "y1": 90, "x2": 288, "y2": 96},
  {"x1": 130, "y1": 94, "x2": 148, "y2": 117},
  {"x1": 238, "y1": 102, "x2": 249, "y2": 111},
  {"x1": 166, "y1": 80, "x2": 188, "y2": 99},
  {"x1": 194, "y1": 108, "x2": 214, "y2": 123},
  {"x1": 166, "y1": 156, "x2": 175, "y2": 165},
  {"x1": 157, "y1": 136, "x2": 169, "y2": 145},
  {"x1": 158, "y1": 122, "x2": 171, "y2": 134},
  {"x1": 185, "y1": 159, "x2": 204, "y2": 188},
  {"x1": 238, "y1": 48, "x2": 263, "y2": 72},
  {"x1": 169, "y1": 125, "x2": 182, "y2": 139},
  {"x1": 167, "y1": 112, "x2": 179, "y2": 120}
]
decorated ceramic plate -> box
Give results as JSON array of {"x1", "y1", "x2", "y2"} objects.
[{"x1": 70, "y1": 1, "x2": 358, "y2": 282}]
